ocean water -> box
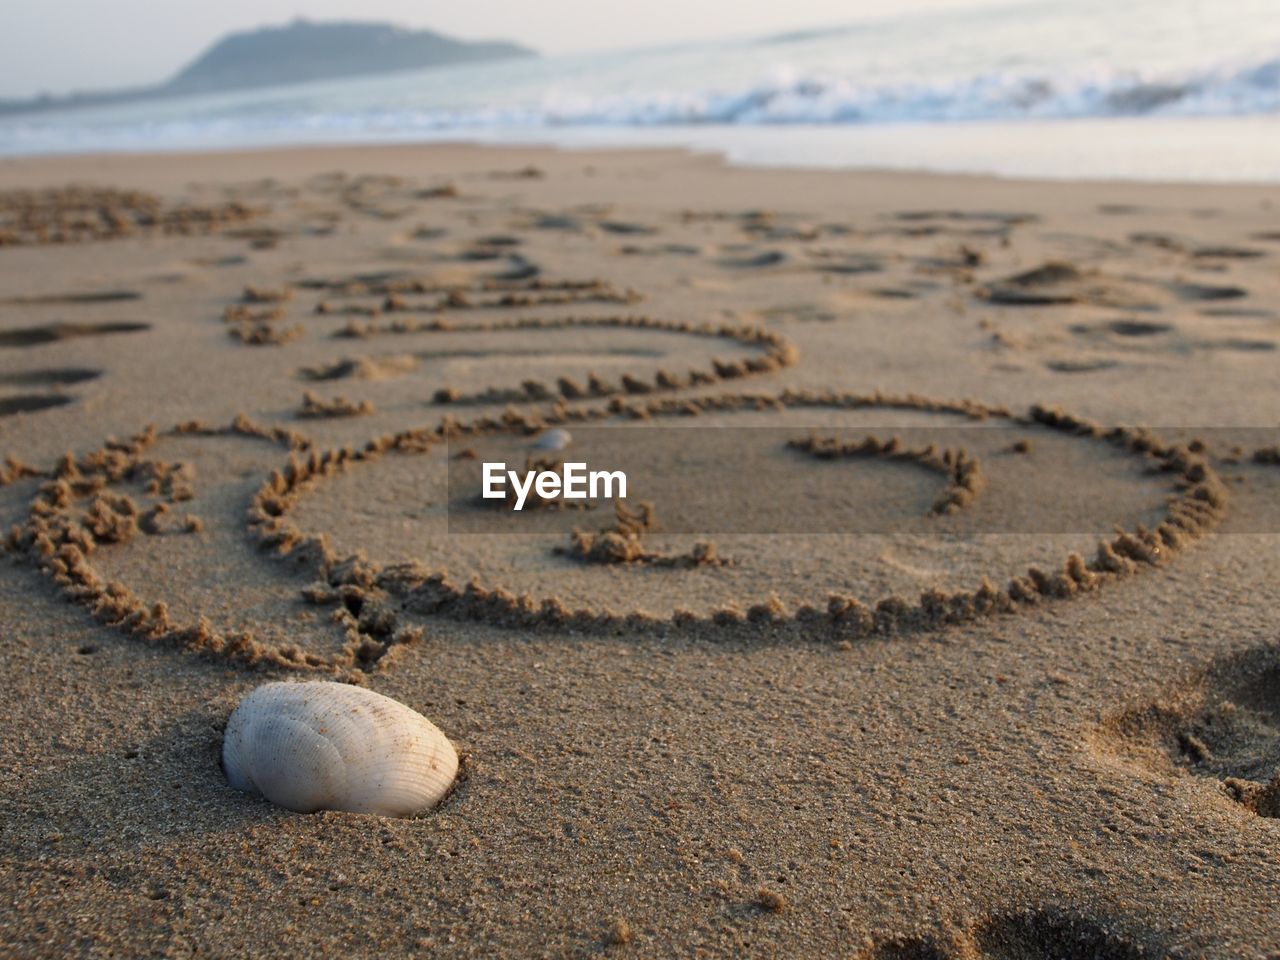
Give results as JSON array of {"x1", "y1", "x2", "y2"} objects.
[{"x1": 5, "y1": 0, "x2": 1280, "y2": 180}]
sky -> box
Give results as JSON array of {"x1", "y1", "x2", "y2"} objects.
[{"x1": 1, "y1": 0, "x2": 1019, "y2": 99}]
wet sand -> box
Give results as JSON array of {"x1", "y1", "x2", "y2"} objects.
[{"x1": 1, "y1": 144, "x2": 1279, "y2": 957}]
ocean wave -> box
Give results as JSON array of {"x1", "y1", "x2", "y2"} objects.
[
  {"x1": 467, "y1": 56, "x2": 1280, "y2": 127},
  {"x1": 187, "y1": 54, "x2": 1276, "y2": 132},
  {"x1": 4, "y1": 51, "x2": 1280, "y2": 158}
]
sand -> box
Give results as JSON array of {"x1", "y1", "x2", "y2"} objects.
[{"x1": 0, "y1": 143, "x2": 1278, "y2": 958}]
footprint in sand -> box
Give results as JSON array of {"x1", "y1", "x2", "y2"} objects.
[
  {"x1": 0, "y1": 321, "x2": 149, "y2": 349},
  {"x1": 1191, "y1": 245, "x2": 1267, "y2": 260},
  {"x1": 758, "y1": 301, "x2": 844, "y2": 323},
  {"x1": 1197, "y1": 337, "x2": 1275, "y2": 353},
  {"x1": 0, "y1": 395, "x2": 75, "y2": 417},
  {"x1": 1070, "y1": 320, "x2": 1173, "y2": 338},
  {"x1": 1099, "y1": 643, "x2": 1280, "y2": 819},
  {"x1": 876, "y1": 209, "x2": 1036, "y2": 241},
  {"x1": 0, "y1": 368, "x2": 102, "y2": 419},
  {"x1": 977, "y1": 260, "x2": 1262, "y2": 313},
  {"x1": 976, "y1": 262, "x2": 1159, "y2": 310},
  {"x1": 1168, "y1": 281, "x2": 1248, "y2": 302},
  {"x1": 810, "y1": 251, "x2": 884, "y2": 276},
  {"x1": 1059, "y1": 314, "x2": 1275, "y2": 365},
  {"x1": 618, "y1": 242, "x2": 704, "y2": 257},
  {"x1": 1198, "y1": 306, "x2": 1275, "y2": 319},
  {"x1": 860, "y1": 908, "x2": 1166, "y2": 959},
  {"x1": 894, "y1": 210, "x2": 1039, "y2": 227},
  {"x1": 1127, "y1": 233, "x2": 1268, "y2": 262},
  {"x1": 715, "y1": 248, "x2": 789, "y2": 269},
  {"x1": 597, "y1": 220, "x2": 658, "y2": 236},
  {"x1": 0, "y1": 367, "x2": 101, "y2": 386},
  {"x1": 0, "y1": 290, "x2": 142, "y2": 305},
  {"x1": 1045, "y1": 357, "x2": 1123, "y2": 373}
]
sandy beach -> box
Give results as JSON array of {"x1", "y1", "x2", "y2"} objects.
[{"x1": 1, "y1": 143, "x2": 1278, "y2": 957}]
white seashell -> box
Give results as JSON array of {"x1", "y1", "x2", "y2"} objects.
[
  {"x1": 533, "y1": 427, "x2": 572, "y2": 451},
  {"x1": 222, "y1": 681, "x2": 458, "y2": 817}
]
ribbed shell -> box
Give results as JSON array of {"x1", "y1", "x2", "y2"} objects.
[{"x1": 222, "y1": 681, "x2": 458, "y2": 817}]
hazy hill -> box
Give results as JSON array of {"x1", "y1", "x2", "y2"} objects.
[
  {"x1": 168, "y1": 19, "x2": 535, "y2": 94},
  {"x1": 0, "y1": 19, "x2": 535, "y2": 114}
]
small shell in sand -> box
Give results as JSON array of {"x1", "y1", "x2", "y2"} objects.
[
  {"x1": 222, "y1": 681, "x2": 458, "y2": 817},
  {"x1": 533, "y1": 427, "x2": 572, "y2": 451}
]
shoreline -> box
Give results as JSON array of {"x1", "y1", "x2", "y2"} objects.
[
  {"x1": 6, "y1": 113, "x2": 1280, "y2": 185},
  {"x1": 6, "y1": 138, "x2": 1280, "y2": 194}
]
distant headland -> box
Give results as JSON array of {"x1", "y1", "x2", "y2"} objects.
[{"x1": 0, "y1": 19, "x2": 536, "y2": 115}]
